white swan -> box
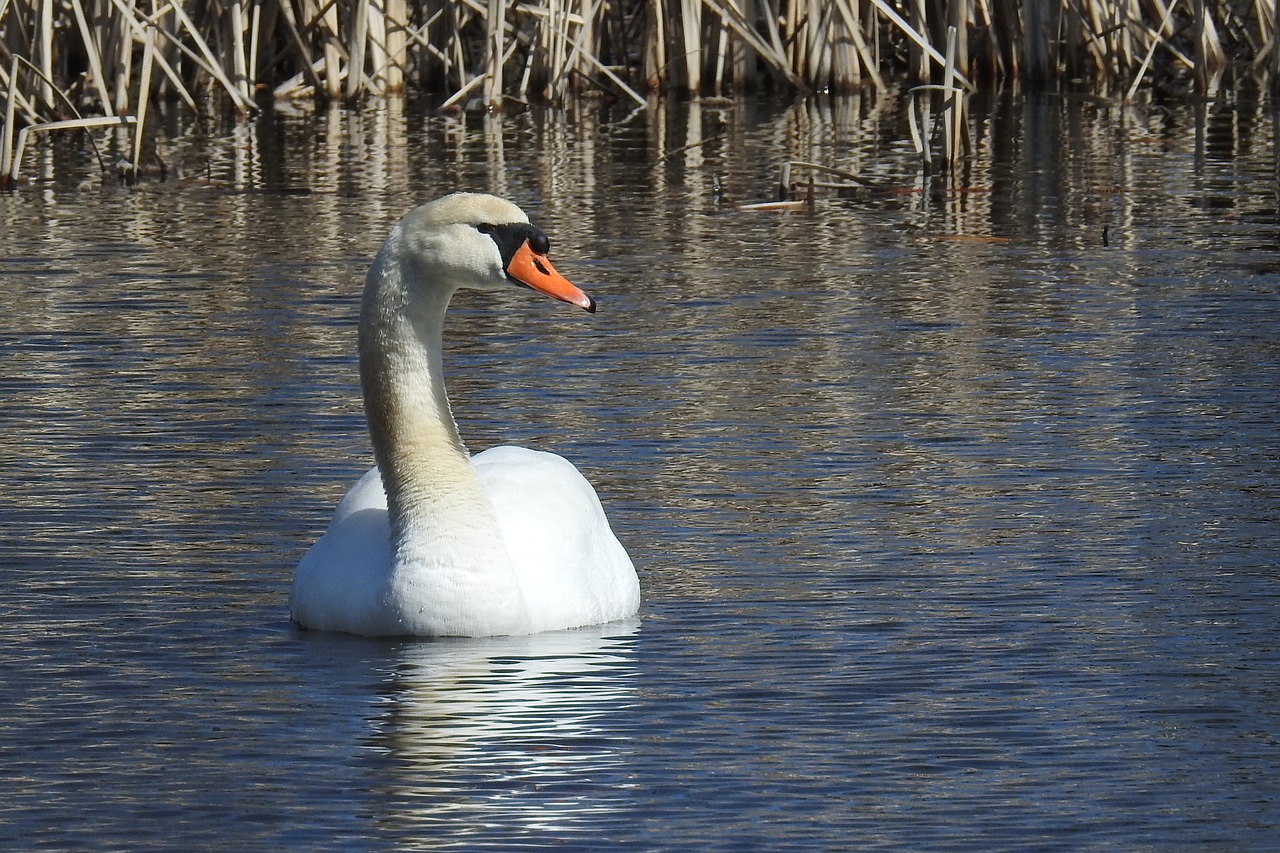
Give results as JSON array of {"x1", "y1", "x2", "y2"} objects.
[{"x1": 290, "y1": 193, "x2": 640, "y2": 637}]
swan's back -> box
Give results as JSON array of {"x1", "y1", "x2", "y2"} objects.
[{"x1": 474, "y1": 446, "x2": 639, "y2": 632}]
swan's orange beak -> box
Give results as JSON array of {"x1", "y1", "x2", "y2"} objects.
[{"x1": 506, "y1": 241, "x2": 596, "y2": 313}]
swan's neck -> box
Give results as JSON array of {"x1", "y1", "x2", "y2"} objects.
[
  {"x1": 360, "y1": 282, "x2": 469, "y2": 527},
  {"x1": 359, "y1": 247, "x2": 529, "y2": 634}
]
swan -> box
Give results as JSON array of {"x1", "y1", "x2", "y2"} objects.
[{"x1": 290, "y1": 193, "x2": 640, "y2": 637}]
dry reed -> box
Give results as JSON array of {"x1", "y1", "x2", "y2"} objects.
[{"x1": 3, "y1": 0, "x2": 1279, "y2": 185}]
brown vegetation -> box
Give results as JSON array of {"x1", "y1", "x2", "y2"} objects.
[{"x1": 3, "y1": 1, "x2": 1279, "y2": 184}]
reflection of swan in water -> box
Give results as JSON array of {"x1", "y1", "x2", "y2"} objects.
[{"x1": 362, "y1": 621, "x2": 640, "y2": 841}]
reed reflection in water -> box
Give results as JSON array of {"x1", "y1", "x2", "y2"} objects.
[{"x1": 1, "y1": 93, "x2": 1278, "y2": 850}]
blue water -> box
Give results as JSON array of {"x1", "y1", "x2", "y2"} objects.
[{"x1": 2, "y1": 95, "x2": 1278, "y2": 850}]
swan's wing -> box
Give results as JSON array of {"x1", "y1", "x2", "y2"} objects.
[
  {"x1": 290, "y1": 467, "x2": 395, "y2": 634},
  {"x1": 472, "y1": 446, "x2": 640, "y2": 631},
  {"x1": 331, "y1": 466, "x2": 388, "y2": 525}
]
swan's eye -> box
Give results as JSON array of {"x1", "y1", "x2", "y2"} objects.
[{"x1": 480, "y1": 222, "x2": 554, "y2": 271}]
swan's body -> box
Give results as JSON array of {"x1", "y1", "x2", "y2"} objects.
[{"x1": 291, "y1": 193, "x2": 639, "y2": 637}]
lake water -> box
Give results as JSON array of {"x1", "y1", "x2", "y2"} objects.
[{"x1": 2, "y1": 92, "x2": 1278, "y2": 850}]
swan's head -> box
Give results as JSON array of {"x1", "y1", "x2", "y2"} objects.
[{"x1": 386, "y1": 192, "x2": 595, "y2": 313}]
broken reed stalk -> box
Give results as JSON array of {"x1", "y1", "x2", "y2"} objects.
[
  {"x1": 943, "y1": 25, "x2": 964, "y2": 170},
  {"x1": 3, "y1": 0, "x2": 1280, "y2": 184},
  {"x1": 131, "y1": 24, "x2": 154, "y2": 178},
  {"x1": 1, "y1": 56, "x2": 18, "y2": 183},
  {"x1": 10, "y1": 115, "x2": 136, "y2": 181},
  {"x1": 68, "y1": 0, "x2": 113, "y2": 116},
  {"x1": 1127, "y1": 0, "x2": 1183, "y2": 102},
  {"x1": 484, "y1": 0, "x2": 506, "y2": 108},
  {"x1": 905, "y1": 27, "x2": 967, "y2": 176},
  {"x1": 1, "y1": 52, "x2": 138, "y2": 182}
]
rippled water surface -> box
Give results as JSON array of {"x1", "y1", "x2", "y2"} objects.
[{"x1": 2, "y1": 95, "x2": 1279, "y2": 850}]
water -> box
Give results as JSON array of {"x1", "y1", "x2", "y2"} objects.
[{"x1": 2, "y1": 93, "x2": 1278, "y2": 850}]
